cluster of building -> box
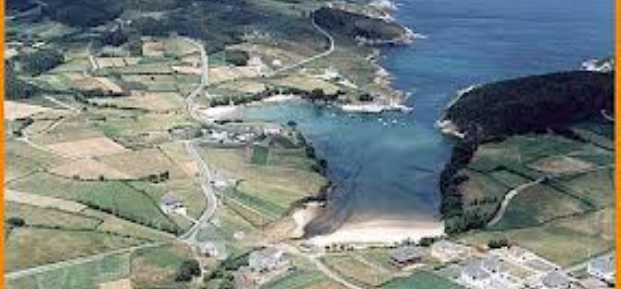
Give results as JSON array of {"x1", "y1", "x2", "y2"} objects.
[
  {"x1": 389, "y1": 240, "x2": 472, "y2": 270},
  {"x1": 234, "y1": 247, "x2": 291, "y2": 288},
  {"x1": 386, "y1": 241, "x2": 615, "y2": 289},
  {"x1": 457, "y1": 246, "x2": 616, "y2": 289},
  {"x1": 585, "y1": 253, "x2": 615, "y2": 287},
  {"x1": 205, "y1": 124, "x2": 283, "y2": 145}
]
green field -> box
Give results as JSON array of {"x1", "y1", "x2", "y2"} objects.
[
  {"x1": 322, "y1": 254, "x2": 394, "y2": 286},
  {"x1": 6, "y1": 227, "x2": 141, "y2": 272},
  {"x1": 382, "y1": 271, "x2": 465, "y2": 289},
  {"x1": 259, "y1": 269, "x2": 326, "y2": 289},
  {"x1": 491, "y1": 183, "x2": 593, "y2": 230},
  {"x1": 8, "y1": 252, "x2": 132, "y2": 289},
  {"x1": 130, "y1": 243, "x2": 195, "y2": 289},
  {"x1": 8, "y1": 172, "x2": 179, "y2": 233},
  {"x1": 250, "y1": 144, "x2": 270, "y2": 165},
  {"x1": 200, "y1": 142, "x2": 327, "y2": 227},
  {"x1": 5, "y1": 202, "x2": 101, "y2": 230},
  {"x1": 454, "y1": 123, "x2": 614, "y2": 266}
]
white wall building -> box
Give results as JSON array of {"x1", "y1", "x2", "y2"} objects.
[{"x1": 587, "y1": 253, "x2": 615, "y2": 284}]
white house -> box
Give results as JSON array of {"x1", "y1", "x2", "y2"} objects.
[
  {"x1": 248, "y1": 248, "x2": 289, "y2": 273},
  {"x1": 201, "y1": 242, "x2": 228, "y2": 260},
  {"x1": 460, "y1": 256, "x2": 521, "y2": 289},
  {"x1": 159, "y1": 195, "x2": 186, "y2": 215},
  {"x1": 587, "y1": 253, "x2": 615, "y2": 284},
  {"x1": 431, "y1": 240, "x2": 469, "y2": 262},
  {"x1": 461, "y1": 262, "x2": 493, "y2": 288},
  {"x1": 540, "y1": 271, "x2": 571, "y2": 289}
]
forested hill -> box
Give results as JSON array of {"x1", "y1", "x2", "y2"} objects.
[
  {"x1": 442, "y1": 71, "x2": 614, "y2": 141},
  {"x1": 313, "y1": 7, "x2": 409, "y2": 43}
]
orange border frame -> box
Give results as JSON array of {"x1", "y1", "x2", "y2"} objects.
[
  {"x1": 606, "y1": 0, "x2": 621, "y2": 281},
  {"x1": 0, "y1": 1, "x2": 617, "y2": 288},
  {"x1": 1, "y1": 0, "x2": 6, "y2": 286}
]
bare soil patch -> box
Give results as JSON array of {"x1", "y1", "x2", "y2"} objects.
[
  {"x1": 51, "y1": 158, "x2": 132, "y2": 180},
  {"x1": 99, "y1": 279, "x2": 133, "y2": 289},
  {"x1": 45, "y1": 136, "x2": 129, "y2": 159},
  {"x1": 4, "y1": 101, "x2": 54, "y2": 120},
  {"x1": 528, "y1": 155, "x2": 594, "y2": 175},
  {"x1": 5, "y1": 190, "x2": 87, "y2": 212}
]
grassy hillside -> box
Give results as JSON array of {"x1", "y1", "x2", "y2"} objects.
[{"x1": 438, "y1": 69, "x2": 615, "y2": 266}]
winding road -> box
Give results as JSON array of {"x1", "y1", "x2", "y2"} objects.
[
  {"x1": 486, "y1": 178, "x2": 546, "y2": 227},
  {"x1": 487, "y1": 164, "x2": 615, "y2": 228},
  {"x1": 266, "y1": 12, "x2": 335, "y2": 77},
  {"x1": 8, "y1": 16, "x2": 357, "y2": 288}
]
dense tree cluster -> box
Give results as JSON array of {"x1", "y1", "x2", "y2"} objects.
[
  {"x1": 314, "y1": 7, "x2": 407, "y2": 42},
  {"x1": 7, "y1": 0, "x2": 37, "y2": 13},
  {"x1": 20, "y1": 48, "x2": 64, "y2": 76},
  {"x1": 439, "y1": 139, "x2": 481, "y2": 233},
  {"x1": 101, "y1": 28, "x2": 130, "y2": 47},
  {"x1": 39, "y1": 0, "x2": 125, "y2": 27},
  {"x1": 5, "y1": 62, "x2": 39, "y2": 99},
  {"x1": 444, "y1": 71, "x2": 614, "y2": 140},
  {"x1": 225, "y1": 50, "x2": 250, "y2": 66},
  {"x1": 174, "y1": 260, "x2": 201, "y2": 282}
]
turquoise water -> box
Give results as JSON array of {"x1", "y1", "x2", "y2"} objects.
[{"x1": 242, "y1": 0, "x2": 614, "y2": 234}]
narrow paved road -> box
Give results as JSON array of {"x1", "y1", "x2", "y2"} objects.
[
  {"x1": 180, "y1": 140, "x2": 219, "y2": 244},
  {"x1": 9, "y1": 20, "x2": 349, "y2": 286},
  {"x1": 267, "y1": 12, "x2": 335, "y2": 77},
  {"x1": 486, "y1": 178, "x2": 545, "y2": 227},
  {"x1": 177, "y1": 37, "x2": 220, "y2": 245},
  {"x1": 7, "y1": 37, "x2": 214, "y2": 281},
  {"x1": 487, "y1": 164, "x2": 615, "y2": 228}
]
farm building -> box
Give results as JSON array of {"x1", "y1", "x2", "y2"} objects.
[{"x1": 390, "y1": 246, "x2": 424, "y2": 269}]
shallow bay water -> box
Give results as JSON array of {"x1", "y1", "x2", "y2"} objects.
[{"x1": 241, "y1": 0, "x2": 613, "y2": 239}]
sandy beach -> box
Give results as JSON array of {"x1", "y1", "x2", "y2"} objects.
[
  {"x1": 201, "y1": 105, "x2": 243, "y2": 121},
  {"x1": 260, "y1": 94, "x2": 300, "y2": 103},
  {"x1": 306, "y1": 219, "x2": 445, "y2": 247}
]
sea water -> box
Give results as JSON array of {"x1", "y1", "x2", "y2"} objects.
[{"x1": 241, "y1": 0, "x2": 613, "y2": 237}]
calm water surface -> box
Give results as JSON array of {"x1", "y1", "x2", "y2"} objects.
[{"x1": 242, "y1": 0, "x2": 614, "y2": 235}]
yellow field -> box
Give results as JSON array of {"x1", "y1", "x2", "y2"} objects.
[
  {"x1": 5, "y1": 190, "x2": 87, "y2": 212},
  {"x1": 528, "y1": 155, "x2": 593, "y2": 175},
  {"x1": 4, "y1": 101, "x2": 54, "y2": 120},
  {"x1": 218, "y1": 80, "x2": 267, "y2": 94},
  {"x1": 45, "y1": 136, "x2": 129, "y2": 159},
  {"x1": 99, "y1": 148, "x2": 183, "y2": 179},
  {"x1": 209, "y1": 65, "x2": 262, "y2": 83},
  {"x1": 50, "y1": 158, "x2": 132, "y2": 180},
  {"x1": 273, "y1": 75, "x2": 341, "y2": 95},
  {"x1": 99, "y1": 278, "x2": 133, "y2": 289},
  {"x1": 92, "y1": 92, "x2": 181, "y2": 112}
]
